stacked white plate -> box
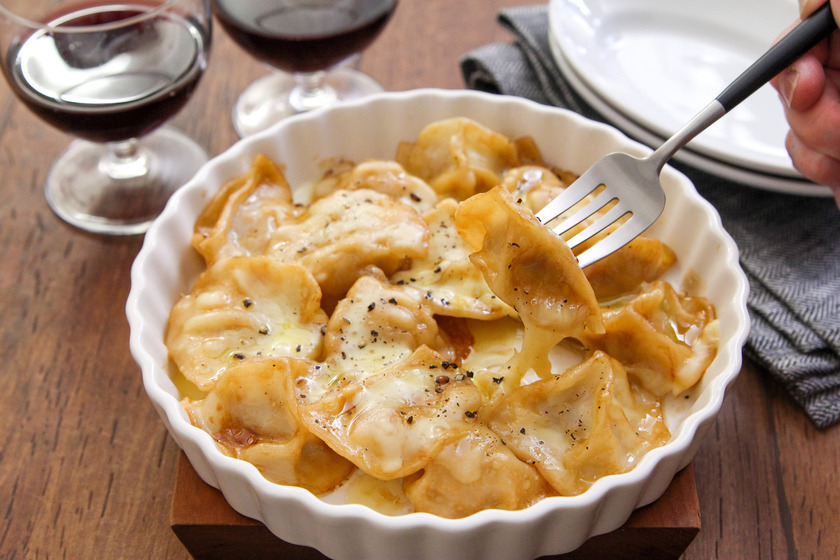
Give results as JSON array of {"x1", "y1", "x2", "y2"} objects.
[{"x1": 547, "y1": 0, "x2": 834, "y2": 197}]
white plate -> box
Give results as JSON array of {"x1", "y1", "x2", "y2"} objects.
[
  {"x1": 548, "y1": 0, "x2": 832, "y2": 194},
  {"x1": 548, "y1": 31, "x2": 834, "y2": 197}
]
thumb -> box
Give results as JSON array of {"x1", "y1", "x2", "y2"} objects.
[
  {"x1": 799, "y1": 0, "x2": 826, "y2": 18},
  {"x1": 799, "y1": 0, "x2": 840, "y2": 22}
]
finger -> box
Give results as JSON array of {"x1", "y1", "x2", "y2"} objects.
[
  {"x1": 799, "y1": 0, "x2": 831, "y2": 19},
  {"x1": 783, "y1": 67, "x2": 840, "y2": 149},
  {"x1": 786, "y1": 130, "x2": 840, "y2": 189},
  {"x1": 772, "y1": 52, "x2": 827, "y2": 109},
  {"x1": 800, "y1": 0, "x2": 823, "y2": 19}
]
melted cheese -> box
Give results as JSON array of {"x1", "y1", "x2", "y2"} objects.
[
  {"x1": 455, "y1": 186, "x2": 604, "y2": 393},
  {"x1": 168, "y1": 120, "x2": 719, "y2": 516},
  {"x1": 166, "y1": 257, "x2": 327, "y2": 390},
  {"x1": 300, "y1": 346, "x2": 482, "y2": 479},
  {"x1": 312, "y1": 159, "x2": 438, "y2": 213},
  {"x1": 319, "y1": 274, "x2": 454, "y2": 384},
  {"x1": 267, "y1": 188, "x2": 430, "y2": 299},
  {"x1": 488, "y1": 351, "x2": 670, "y2": 496},
  {"x1": 391, "y1": 198, "x2": 516, "y2": 320}
]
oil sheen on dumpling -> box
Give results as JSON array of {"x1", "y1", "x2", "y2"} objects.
[
  {"x1": 184, "y1": 358, "x2": 354, "y2": 494},
  {"x1": 299, "y1": 346, "x2": 482, "y2": 480},
  {"x1": 403, "y1": 425, "x2": 551, "y2": 518},
  {"x1": 396, "y1": 117, "x2": 521, "y2": 201},
  {"x1": 455, "y1": 186, "x2": 604, "y2": 391},
  {"x1": 266, "y1": 188, "x2": 429, "y2": 301},
  {"x1": 488, "y1": 351, "x2": 670, "y2": 496},
  {"x1": 166, "y1": 257, "x2": 327, "y2": 391},
  {"x1": 586, "y1": 280, "x2": 719, "y2": 396},
  {"x1": 391, "y1": 198, "x2": 516, "y2": 320}
]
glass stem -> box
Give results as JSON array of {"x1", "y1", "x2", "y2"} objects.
[
  {"x1": 289, "y1": 71, "x2": 337, "y2": 113},
  {"x1": 100, "y1": 138, "x2": 150, "y2": 180}
]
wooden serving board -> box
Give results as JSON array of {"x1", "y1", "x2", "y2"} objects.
[{"x1": 171, "y1": 452, "x2": 700, "y2": 560}]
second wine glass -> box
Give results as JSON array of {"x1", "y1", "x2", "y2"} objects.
[
  {"x1": 214, "y1": 0, "x2": 397, "y2": 137},
  {"x1": 0, "y1": 0, "x2": 212, "y2": 235}
]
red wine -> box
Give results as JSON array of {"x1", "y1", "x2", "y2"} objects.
[
  {"x1": 213, "y1": 0, "x2": 396, "y2": 74},
  {"x1": 4, "y1": 4, "x2": 210, "y2": 143}
]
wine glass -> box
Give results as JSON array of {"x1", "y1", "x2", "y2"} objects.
[
  {"x1": 213, "y1": 0, "x2": 397, "y2": 137},
  {"x1": 0, "y1": 0, "x2": 212, "y2": 235}
]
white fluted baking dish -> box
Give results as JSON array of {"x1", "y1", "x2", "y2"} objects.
[{"x1": 127, "y1": 89, "x2": 749, "y2": 560}]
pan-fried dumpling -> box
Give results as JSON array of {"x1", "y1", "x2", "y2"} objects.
[
  {"x1": 299, "y1": 346, "x2": 483, "y2": 480},
  {"x1": 166, "y1": 122, "x2": 721, "y2": 516},
  {"x1": 391, "y1": 198, "x2": 516, "y2": 320},
  {"x1": 396, "y1": 117, "x2": 521, "y2": 201},
  {"x1": 500, "y1": 164, "x2": 677, "y2": 299},
  {"x1": 583, "y1": 237, "x2": 677, "y2": 301},
  {"x1": 403, "y1": 425, "x2": 552, "y2": 518},
  {"x1": 455, "y1": 186, "x2": 603, "y2": 391},
  {"x1": 266, "y1": 188, "x2": 429, "y2": 300},
  {"x1": 183, "y1": 358, "x2": 354, "y2": 494},
  {"x1": 500, "y1": 165, "x2": 571, "y2": 214},
  {"x1": 166, "y1": 257, "x2": 327, "y2": 390},
  {"x1": 192, "y1": 154, "x2": 299, "y2": 265},
  {"x1": 488, "y1": 351, "x2": 670, "y2": 496},
  {"x1": 319, "y1": 274, "x2": 454, "y2": 386},
  {"x1": 586, "y1": 280, "x2": 719, "y2": 396},
  {"x1": 312, "y1": 159, "x2": 438, "y2": 213}
]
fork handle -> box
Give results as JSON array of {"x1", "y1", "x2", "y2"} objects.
[{"x1": 717, "y1": 2, "x2": 837, "y2": 111}]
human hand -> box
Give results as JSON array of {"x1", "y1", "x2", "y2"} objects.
[{"x1": 770, "y1": 0, "x2": 840, "y2": 206}]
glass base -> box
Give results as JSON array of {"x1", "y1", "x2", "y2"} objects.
[
  {"x1": 44, "y1": 126, "x2": 207, "y2": 235},
  {"x1": 232, "y1": 68, "x2": 384, "y2": 137}
]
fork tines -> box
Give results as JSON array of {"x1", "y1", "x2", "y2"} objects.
[{"x1": 534, "y1": 176, "x2": 639, "y2": 269}]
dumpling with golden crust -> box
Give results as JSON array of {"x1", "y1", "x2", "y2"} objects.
[
  {"x1": 488, "y1": 351, "x2": 670, "y2": 496},
  {"x1": 166, "y1": 257, "x2": 327, "y2": 391},
  {"x1": 192, "y1": 154, "x2": 299, "y2": 266},
  {"x1": 266, "y1": 188, "x2": 429, "y2": 301},
  {"x1": 318, "y1": 274, "x2": 455, "y2": 388},
  {"x1": 500, "y1": 164, "x2": 677, "y2": 299},
  {"x1": 500, "y1": 165, "x2": 571, "y2": 214},
  {"x1": 299, "y1": 346, "x2": 482, "y2": 480},
  {"x1": 455, "y1": 186, "x2": 604, "y2": 391},
  {"x1": 183, "y1": 358, "x2": 354, "y2": 494},
  {"x1": 312, "y1": 159, "x2": 438, "y2": 213},
  {"x1": 403, "y1": 425, "x2": 552, "y2": 518},
  {"x1": 583, "y1": 237, "x2": 677, "y2": 302},
  {"x1": 585, "y1": 280, "x2": 719, "y2": 397},
  {"x1": 391, "y1": 198, "x2": 516, "y2": 320},
  {"x1": 396, "y1": 117, "x2": 521, "y2": 201}
]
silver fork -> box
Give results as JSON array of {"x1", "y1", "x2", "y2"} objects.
[{"x1": 535, "y1": 2, "x2": 837, "y2": 269}]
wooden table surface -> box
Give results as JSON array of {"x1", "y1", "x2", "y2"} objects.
[{"x1": 1, "y1": 1, "x2": 838, "y2": 558}]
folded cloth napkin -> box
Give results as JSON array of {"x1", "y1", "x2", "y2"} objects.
[{"x1": 460, "y1": 5, "x2": 840, "y2": 428}]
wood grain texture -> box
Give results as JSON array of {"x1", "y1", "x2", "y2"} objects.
[
  {"x1": 170, "y1": 454, "x2": 699, "y2": 560},
  {"x1": 0, "y1": 1, "x2": 838, "y2": 559}
]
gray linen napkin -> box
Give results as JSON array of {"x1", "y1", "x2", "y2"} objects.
[{"x1": 460, "y1": 5, "x2": 840, "y2": 428}]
